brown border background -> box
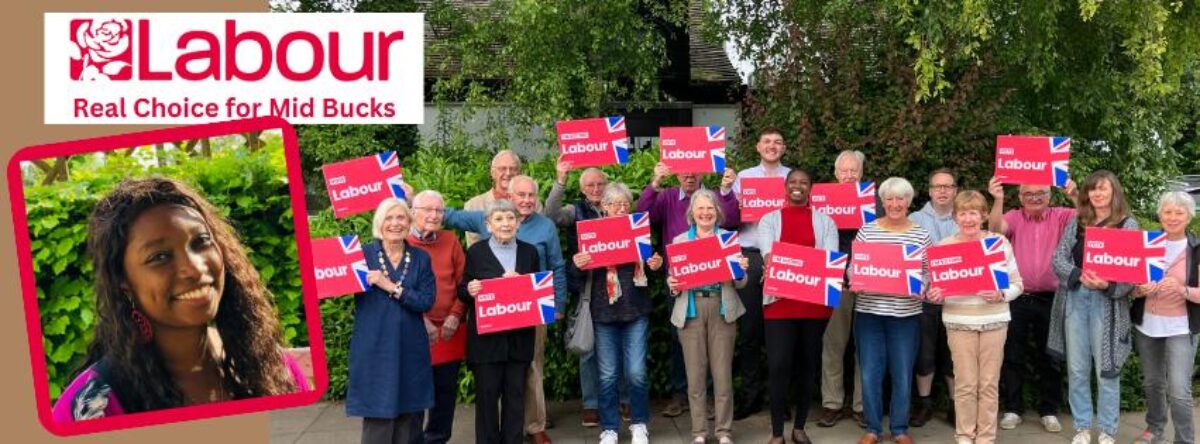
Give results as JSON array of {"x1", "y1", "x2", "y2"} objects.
[{"x1": 0, "y1": 1, "x2": 282, "y2": 441}]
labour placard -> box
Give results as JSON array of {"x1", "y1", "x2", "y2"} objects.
[
  {"x1": 739, "y1": 177, "x2": 786, "y2": 223},
  {"x1": 762, "y1": 242, "x2": 848, "y2": 308},
  {"x1": 666, "y1": 231, "x2": 745, "y2": 291},
  {"x1": 811, "y1": 182, "x2": 877, "y2": 230},
  {"x1": 474, "y1": 272, "x2": 557, "y2": 334},
  {"x1": 659, "y1": 126, "x2": 726, "y2": 174},
  {"x1": 575, "y1": 212, "x2": 653, "y2": 269},
  {"x1": 994, "y1": 135, "x2": 1071, "y2": 187},
  {"x1": 848, "y1": 241, "x2": 926, "y2": 297},
  {"x1": 1082, "y1": 227, "x2": 1166, "y2": 284},
  {"x1": 311, "y1": 235, "x2": 369, "y2": 299},
  {"x1": 927, "y1": 237, "x2": 1010, "y2": 297},
  {"x1": 556, "y1": 116, "x2": 629, "y2": 168},
  {"x1": 322, "y1": 151, "x2": 406, "y2": 219}
]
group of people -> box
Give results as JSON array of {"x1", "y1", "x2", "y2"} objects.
[{"x1": 344, "y1": 127, "x2": 1200, "y2": 444}]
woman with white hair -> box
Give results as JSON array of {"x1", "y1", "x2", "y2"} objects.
[
  {"x1": 1131, "y1": 191, "x2": 1200, "y2": 444},
  {"x1": 666, "y1": 188, "x2": 749, "y2": 444},
  {"x1": 852, "y1": 177, "x2": 932, "y2": 444},
  {"x1": 347, "y1": 198, "x2": 437, "y2": 444}
]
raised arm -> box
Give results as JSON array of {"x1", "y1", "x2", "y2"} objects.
[
  {"x1": 443, "y1": 208, "x2": 487, "y2": 234},
  {"x1": 987, "y1": 177, "x2": 1011, "y2": 235},
  {"x1": 543, "y1": 181, "x2": 577, "y2": 227}
]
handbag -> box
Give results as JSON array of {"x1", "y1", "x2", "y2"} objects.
[{"x1": 565, "y1": 276, "x2": 595, "y2": 355}]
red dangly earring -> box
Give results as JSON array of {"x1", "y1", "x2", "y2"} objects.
[{"x1": 131, "y1": 309, "x2": 153, "y2": 343}]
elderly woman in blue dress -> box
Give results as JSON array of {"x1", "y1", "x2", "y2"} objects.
[{"x1": 346, "y1": 198, "x2": 436, "y2": 444}]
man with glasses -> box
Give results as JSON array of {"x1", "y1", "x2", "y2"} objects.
[
  {"x1": 407, "y1": 190, "x2": 467, "y2": 444},
  {"x1": 987, "y1": 176, "x2": 1078, "y2": 434},
  {"x1": 543, "y1": 160, "x2": 625, "y2": 428},
  {"x1": 908, "y1": 168, "x2": 960, "y2": 427},
  {"x1": 464, "y1": 150, "x2": 523, "y2": 246}
]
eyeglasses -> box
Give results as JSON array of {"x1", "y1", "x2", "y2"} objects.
[
  {"x1": 413, "y1": 207, "x2": 445, "y2": 214},
  {"x1": 602, "y1": 201, "x2": 630, "y2": 208},
  {"x1": 930, "y1": 185, "x2": 958, "y2": 192},
  {"x1": 1020, "y1": 191, "x2": 1050, "y2": 199}
]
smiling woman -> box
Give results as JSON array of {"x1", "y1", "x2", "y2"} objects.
[{"x1": 50, "y1": 178, "x2": 310, "y2": 422}]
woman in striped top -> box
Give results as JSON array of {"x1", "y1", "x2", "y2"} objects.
[
  {"x1": 853, "y1": 177, "x2": 932, "y2": 444},
  {"x1": 926, "y1": 191, "x2": 1024, "y2": 444}
]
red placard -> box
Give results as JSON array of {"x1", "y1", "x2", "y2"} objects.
[
  {"x1": 762, "y1": 242, "x2": 848, "y2": 307},
  {"x1": 576, "y1": 212, "x2": 653, "y2": 269},
  {"x1": 1083, "y1": 227, "x2": 1167, "y2": 284},
  {"x1": 811, "y1": 182, "x2": 877, "y2": 230},
  {"x1": 556, "y1": 116, "x2": 629, "y2": 167},
  {"x1": 430, "y1": 327, "x2": 466, "y2": 365},
  {"x1": 994, "y1": 135, "x2": 1071, "y2": 187},
  {"x1": 666, "y1": 231, "x2": 745, "y2": 291},
  {"x1": 927, "y1": 237, "x2": 1010, "y2": 297},
  {"x1": 739, "y1": 177, "x2": 786, "y2": 222},
  {"x1": 310, "y1": 235, "x2": 370, "y2": 299},
  {"x1": 659, "y1": 126, "x2": 726, "y2": 174},
  {"x1": 321, "y1": 151, "x2": 406, "y2": 219},
  {"x1": 848, "y1": 241, "x2": 926, "y2": 297},
  {"x1": 474, "y1": 272, "x2": 557, "y2": 334}
]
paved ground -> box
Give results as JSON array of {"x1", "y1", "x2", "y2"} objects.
[{"x1": 271, "y1": 399, "x2": 1193, "y2": 443}]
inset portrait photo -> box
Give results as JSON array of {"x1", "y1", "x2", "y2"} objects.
[{"x1": 7, "y1": 117, "x2": 326, "y2": 436}]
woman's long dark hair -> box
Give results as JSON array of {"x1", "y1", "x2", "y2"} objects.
[
  {"x1": 78, "y1": 177, "x2": 296, "y2": 412},
  {"x1": 1077, "y1": 170, "x2": 1130, "y2": 228}
]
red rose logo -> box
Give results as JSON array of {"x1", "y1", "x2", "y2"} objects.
[{"x1": 69, "y1": 19, "x2": 132, "y2": 81}]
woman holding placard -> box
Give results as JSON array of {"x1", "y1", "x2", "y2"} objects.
[
  {"x1": 571, "y1": 182, "x2": 663, "y2": 444},
  {"x1": 925, "y1": 191, "x2": 1023, "y2": 444},
  {"x1": 1048, "y1": 170, "x2": 1137, "y2": 444},
  {"x1": 754, "y1": 168, "x2": 839, "y2": 444},
  {"x1": 459, "y1": 200, "x2": 543, "y2": 444},
  {"x1": 1129, "y1": 191, "x2": 1200, "y2": 444},
  {"x1": 851, "y1": 177, "x2": 932, "y2": 444},
  {"x1": 347, "y1": 198, "x2": 437, "y2": 444},
  {"x1": 666, "y1": 189, "x2": 749, "y2": 444}
]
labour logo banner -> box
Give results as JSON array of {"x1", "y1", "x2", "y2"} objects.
[
  {"x1": 994, "y1": 135, "x2": 1071, "y2": 187},
  {"x1": 659, "y1": 126, "x2": 726, "y2": 174},
  {"x1": 322, "y1": 151, "x2": 406, "y2": 219},
  {"x1": 811, "y1": 182, "x2": 877, "y2": 230},
  {"x1": 1083, "y1": 227, "x2": 1167, "y2": 284},
  {"x1": 666, "y1": 231, "x2": 745, "y2": 291},
  {"x1": 311, "y1": 235, "x2": 369, "y2": 299},
  {"x1": 927, "y1": 236, "x2": 1010, "y2": 297},
  {"x1": 556, "y1": 116, "x2": 629, "y2": 168},
  {"x1": 575, "y1": 212, "x2": 653, "y2": 269},
  {"x1": 762, "y1": 242, "x2": 847, "y2": 308},
  {"x1": 475, "y1": 272, "x2": 557, "y2": 334},
  {"x1": 848, "y1": 241, "x2": 925, "y2": 297},
  {"x1": 739, "y1": 177, "x2": 786, "y2": 223}
]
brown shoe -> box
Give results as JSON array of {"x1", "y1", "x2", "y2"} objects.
[
  {"x1": 662, "y1": 398, "x2": 688, "y2": 418},
  {"x1": 856, "y1": 433, "x2": 879, "y2": 444},
  {"x1": 852, "y1": 410, "x2": 866, "y2": 428},
  {"x1": 893, "y1": 433, "x2": 915, "y2": 444},
  {"x1": 581, "y1": 409, "x2": 600, "y2": 428},
  {"x1": 767, "y1": 438, "x2": 785, "y2": 444},
  {"x1": 528, "y1": 431, "x2": 552, "y2": 444},
  {"x1": 791, "y1": 428, "x2": 812, "y2": 444},
  {"x1": 910, "y1": 404, "x2": 932, "y2": 427},
  {"x1": 816, "y1": 408, "x2": 844, "y2": 427}
]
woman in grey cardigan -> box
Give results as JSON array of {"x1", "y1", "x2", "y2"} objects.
[{"x1": 1048, "y1": 170, "x2": 1136, "y2": 444}]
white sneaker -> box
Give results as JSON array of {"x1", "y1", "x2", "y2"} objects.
[
  {"x1": 1040, "y1": 415, "x2": 1062, "y2": 433},
  {"x1": 999, "y1": 412, "x2": 1023, "y2": 430},
  {"x1": 599, "y1": 429, "x2": 618, "y2": 444},
  {"x1": 1098, "y1": 432, "x2": 1115, "y2": 444},
  {"x1": 955, "y1": 438, "x2": 974, "y2": 444},
  {"x1": 1071, "y1": 429, "x2": 1092, "y2": 444},
  {"x1": 630, "y1": 423, "x2": 649, "y2": 444}
]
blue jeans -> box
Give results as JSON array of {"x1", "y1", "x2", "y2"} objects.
[
  {"x1": 581, "y1": 347, "x2": 629, "y2": 410},
  {"x1": 595, "y1": 316, "x2": 650, "y2": 432},
  {"x1": 1065, "y1": 287, "x2": 1121, "y2": 435},
  {"x1": 855, "y1": 311, "x2": 920, "y2": 436}
]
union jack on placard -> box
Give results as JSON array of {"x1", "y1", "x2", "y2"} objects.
[
  {"x1": 387, "y1": 175, "x2": 407, "y2": 200},
  {"x1": 719, "y1": 231, "x2": 745, "y2": 280},
  {"x1": 903, "y1": 244, "x2": 926, "y2": 262},
  {"x1": 376, "y1": 151, "x2": 400, "y2": 170},
  {"x1": 707, "y1": 126, "x2": 725, "y2": 142},
  {"x1": 351, "y1": 259, "x2": 370, "y2": 291},
  {"x1": 537, "y1": 294, "x2": 557, "y2": 325},
  {"x1": 1145, "y1": 230, "x2": 1168, "y2": 283},
  {"x1": 532, "y1": 271, "x2": 555, "y2": 293},
  {"x1": 824, "y1": 251, "x2": 848, "y2": 307},
  {"x1": 710, "y1": 147, "x2": 727, "y2": 173},
  {"x1": 1050, "y1": 137, "x2": 1071, "y2": 187},
  {"x1": 982, "y1": 236, "x2": 1004, "y2": 256},
  {"x1": 339, "y1": 234, "x2": 361, "y2": 254},
  {"x1": 906, "y1": 269, "x2": 924, "y2": 296},
  {"x1": 857, "y1": 181, "x2": 876, "y2": 198},
  {"x1": 630, "y1": 212, "x2": 654, "y2": 260},
  {"x1": 1144, "y1": 230, "x2": 1167, "y2": 248},
  {"x1": 607, "y1": 116, "x2": 625, "y2": 133}
]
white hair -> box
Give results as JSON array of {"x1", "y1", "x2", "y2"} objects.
[
  {"x1": 878, "y1": 177, "x2": 915, "y2": 202},
  {"x1": 484, "y1": 199, "x2": 518, "y2": 220},
  {"x1": 579, "y1": 167, "x2": 608, "y2": 186},
  {"x1": 834, "y1": 150, "x2": 865, "y2": 171},
  {"x1": 411, "y1": 189, "x2": 445, "y2": 208},
  {"x1": 1158, "y1": 191, "x2": 1196, "y2": 217},
  {"x1": 601, "y1": 182, "x2": 632, "y2": 206},
  {"x1": 507, "y1": 175, "x2": 539, "y2": 195},
  {"x1": 371, "y1": 198, "x2": 411, "y2": 240},
  {"x1": 685, "y1": 189, "x2": 725, "y2": 227},
  {"x1": 491, "y1": 150, "x2": 522, "y2": 169}
]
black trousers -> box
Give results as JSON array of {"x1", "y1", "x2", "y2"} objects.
[
  {"x1": 766, "y1": 318, "x2": 828, "y2": 437},
  {"x1": 472, "y1": 361, "x2": 528, "y2": 444},
  {"x1": 423, "y1": 360, "x2": 461, "y2": 444},
  {"x1": 734, "y1": 248, "x2": 767, "y2": 405},
  {"x1": 999, "y1": 292, "x2": 1062, "y2": 415},
  {"x1": 362, "y1": 413, "x2": 423, "y2": 444}
]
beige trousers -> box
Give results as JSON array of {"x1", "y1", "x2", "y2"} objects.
[
  {"x1": 524, "y1": 324, "x2": 547, "y2": 434},
  {"x1": 678, "y1": 295, "x2": 737, "y2": 440},
  {"x1": 947, "y1": 326, "x2": 1007, "y2": 444},
  {"x1": 821, "y1": 291, "x2": 863, "y2": 411}
]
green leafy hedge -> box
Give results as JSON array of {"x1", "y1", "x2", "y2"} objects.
[{"x1": 27, "y1": 135, "x2": 306, "y2": 400}]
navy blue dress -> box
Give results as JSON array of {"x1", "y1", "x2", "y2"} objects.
[{"x1": 346, "y1": 240, "x2": 435, "y2": 418}]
